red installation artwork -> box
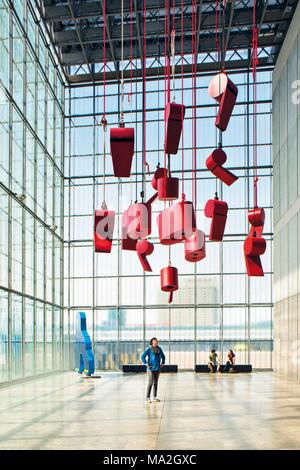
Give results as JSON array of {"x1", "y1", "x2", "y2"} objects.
[
  {"x1": 206, "y1": 147, "x2": 238, "y2": 186},
  {"x1": 164, "y1": 102, "x2": 185, "y2": 155},
  {"x1": 157, "y1": 199, "x2": 196, "y2": 245},
  {"x1": 208, "y1": 72, "x2": 238, "y2": 131},
  {"x1": 204, "y1": 197, "x2": 228, "y2": 242},
  {"x1": 94, "y1": 207, "x2": 115, "y2": 253},
  {"x1": 244, "y1": 207, "x2": 266, "y2": 276},
  {"x1": 160, "y1": 265, "x2": 179, "y2": 303},
  {"x1": 185, "y1": 229, "x2": 206, "y2": 262},
  {"x1": 110, "y1": 126, "x2": 135, "y2": 177}
]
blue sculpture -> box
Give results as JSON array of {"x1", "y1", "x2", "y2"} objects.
[{"x1": 75, "y1": 311, "x2": 95, "y2": 376}]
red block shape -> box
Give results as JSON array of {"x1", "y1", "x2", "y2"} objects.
[
  {"x1": 164, "y1": 102, "x2": 185, "y2": 155},
  {"x1": 206, "y1": 148, "x2": 238, "y2": 186},
  {"x1": 110, "y1": 126, "x2": 134, "y2": 177},
  {"x1": 244, "y1": 207, "x2": 266, "y2": 276},
  {"x1": 204, "y1": 198, "x2": 228, "y2": 241},
  {"x1": 208, "y1": 73, "x2": 238, "y2": 131},
  {"x1": 94, "y1": 209, "x2": 115, "y2": 253},
  {"x1": 157, "y1": 176, "x2": 179, "y2": 201},
  {"x1": 160, "y1": 265, "x2": 178, "y2": 303},
  {"x1": 121, "y1": 208, "x2": 137, "y2": 251},
  {"x1": 185, "y1": 230, "x2": 206, "y2": 262},
  {"x1": 136, "y1": 239, "x2": 154, "y2": 272},
  {"x1": 157, "y1": 200, "x2": 196, "y2": 246}
]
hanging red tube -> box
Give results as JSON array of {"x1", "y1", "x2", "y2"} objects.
[
  {"x1": 208, "y1": 72, "x2": 238, "y2": 131},
  {"x1": 94, "y1": 208, "x2": 115, "y2": 253},
  {"x1": 204, "y1": 197, "x2": 228, "y2": 242}
]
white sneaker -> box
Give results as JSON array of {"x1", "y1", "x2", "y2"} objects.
[
  {"x1": 153, "y1": 397, "x2": 160, "y2": 402},
  {"x1": 146, "y1": 399, "x2": 152, "y2": 404}
]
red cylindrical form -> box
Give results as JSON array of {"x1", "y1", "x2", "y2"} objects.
[
  {"x1": 160, "y1": 266, "x2": 178, "y2": 292},
  {"x1": 151, "y1": 166, "x2": 166, "y2": 190},
  {"x1": 206, "y1": 148, "x2": 238, "y2": 186},
  {"x1": 157, "y1": 176, "x2": 179, "y2": 201},
  {"x1": 121, "y1": 208, "x2": 137, "y2": 251},
  {"x1": 136, "y1": 239, "x2": 154, "y2": 272},
  {"x1": 127, "y1": 202, "x2": 152, "y2": 239},
  {"x1": 244, "y1": 236, "x2": 266, "y2": 257},
  {"x1": 94, "y1": 209, "x2": 115, "y2": 253},
  {"x1": 110, "y1": 126, "x2": 134, "y2": 177},
  {"x1": 204, "y1": 198, "x2": 228, "y2": 241},
  {"x1": 185, "y1": 230, "x2": 206, "y2": 262}
]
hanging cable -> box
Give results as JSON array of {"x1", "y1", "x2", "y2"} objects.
[
  {"x1": 252, "y1": 0, "x2": 259, "y2": 208},
  {"x1": 181, "y1": 0, "x2": 185, "y2": 198},
  {"x1": 101, "y1": 0, "x2": 108, "y2": 209},
  {"x1": 192, "y1": 0, "x2": 197, "y2": 210},
  {"x1": 120, "y1": 0, "x2": 125, "y2": 126}
]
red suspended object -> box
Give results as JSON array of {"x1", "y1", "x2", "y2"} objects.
[
  {"x1": 136, "y1": 239, "x2": 154, "y2": 272},
  {"x1": 157, "y1": 199, "x2": 196, "y2": 245},
  {"x1": 164, "y1": 102, "x2": 185, "y2": 155},
  {"x1": 110, "y1": 125, "x2": 135, "y2": 177},
  {"x1": 151, "y1": 164, "x2": 166, "y2": 190},
  {"x1": 204, "y1": 197, "x2": 228, "y2": 241},
  {"x1": 94, "y1": 206, "x2": 115, "y2": 253},
  {"x1": 208, "y1": 72, "x2": 238, "y2": 131},
  {"x1": 244, "y1": 207, "x2": 266, "y2": 276},
  {"x1": 160, "y1": 265, "x2": 178, "y2": 303},
  {"x1": 157, "y1": 174, "x2": 179, "y2": 201},
  {"x1": 206, "y1": 147, "x2": 238, "y2": 186},
  {"x1": 121, "y1": 208, "x2": 137, "y2": 251},
  {"x1": 185, "y1": 229, "x2": 206, "y2": 262}
]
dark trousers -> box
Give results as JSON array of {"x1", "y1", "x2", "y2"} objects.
[
  {"x1": 224, "y1": 361, "x2": 234, "y2": 372},
  {"x1": 146, "y1": 371, "x2": 160, "y2": 399}
]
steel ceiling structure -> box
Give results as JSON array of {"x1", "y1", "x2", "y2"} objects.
[{"x1": 37, "y1": 0, "x2": 297, "y2": 85}]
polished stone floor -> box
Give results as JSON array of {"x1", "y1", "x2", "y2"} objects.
[{"x1": 0, "y1": 371, "x2": 300, "y2": 450}]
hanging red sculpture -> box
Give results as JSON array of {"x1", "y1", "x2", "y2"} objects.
[
  {"x1": 126, "y1": 202, "x2": 152, "y2": 240},
  {"x1": 206, "y1": 147, "x2": 238, "y2": 186},
  {"x1": 151, "y1": 164, "x2": 166, "y2": 190},
  {"x1": 157, "y1": 199, "x2": 196, "y2": 245},
  {"x1": 164, "y1": 102, "x2": 185, "y2": 155},
  {"x1": 185, "y1": 229, "x2": 206, "y2": 262},
  {"x1": 160, "y1": 265, "x2": 178, "y2": 303},
  {"x1": 204, "y1": 197, "x2": 228, "y2": 241},
  {"x1": 208, "y1": 73, "x2": 238, "y2": 132},
  {"x1": 110, "y1": 125, "x2": 135, "y2": 177},
  {"x1": 136, "y1": 239, "x2": 154, "y2": 272},
  {"x1": 157, "y1": 175, "x2": 179, "y2": 201},
  {"x1": 121, "y1": 208, "x2": 137, "y2": 251},
  {"x1": 244, "y1": 207, "x2": 266, "y2": 276},
  {"x1": 94, "y1": 206, "x2": 115, "y2": 253}
]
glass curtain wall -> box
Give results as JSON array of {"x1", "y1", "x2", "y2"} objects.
[
  {"x1": 64, "y1": 66, "x2": 273, "y2": 371},
  {"x1": 0, "y1": 0, "x2": 64, "y2": 384}
]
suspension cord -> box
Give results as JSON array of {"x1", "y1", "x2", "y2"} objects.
[
  {"x1": 120, "y1": 0, "x2": 125, "y2": 126},
  {"x1": 192, "y1": 0, "x2": 197, "y2": 210},
  {"x1": 252, "y1": 0, "x2": 259, "y2": 208},
  {"x1": 101, "y1": 0, "x2": 107, "y2": 209},
  {"x1": 181, "y1": 0, "x2": 185, "y2": 198}
]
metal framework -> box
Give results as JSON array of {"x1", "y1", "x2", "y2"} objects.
[{"x1": 39, "y1": 0, "x2": 298, "y2": 85}]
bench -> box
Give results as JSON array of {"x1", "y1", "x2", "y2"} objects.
[
  {"x1": 195, "y1": 364, "x2": 252, "y2": 373},
  {"x1": 122, "y1": 364, "x2": 178, "y2": 373}
]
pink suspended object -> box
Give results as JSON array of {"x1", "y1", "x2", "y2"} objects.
[
  {"x1": 204, "y1": 198, "x2": 228, "y2": 241},
  {"x1": 208, "y1": 73, "x2": 238, "y2": 131},
  {"x1": 206, "y1": 147, "x2": 238, "y2": 186},
  {"x1": 126, "y1": 202, "x2": 152, "y2": 241},
  {"x1": 185, "y1": 229, "x2": 206, "y2": 262},
  {"x1": 160, "y1": 265, "x2": 178, "y2": 303},
  {"x1": 244, "y1": 207, "x2": 266, "y2": 276},
  {"x1": 136, "y1": 239, "x2": 154, "y2": 272},
  {"x1": 164, "y1": 102, "x2": 185, "y2": 155},
  {"x1": 110, "y1": 125, "x2": 134, "y2": 177},
  {"x1": 94, "y1": 207, "x2": 115, "y2": 253},
  {"x1": 157, "y1": 199, "x2": 196, "y2": 246}
]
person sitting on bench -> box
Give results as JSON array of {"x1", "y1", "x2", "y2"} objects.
[
  {"x1": 208, "y1": 349, "x2": 221, "y2": 373},
  {"x1": 224, "y1": 349, "x2": 237, "y2": 373}
]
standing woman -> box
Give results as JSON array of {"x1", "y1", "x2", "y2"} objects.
[{"x1": 141, "y1": 337, "x2": 165, "y2": 404}]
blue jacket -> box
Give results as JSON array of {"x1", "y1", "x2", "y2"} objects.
[{"x1": 141, "y1": 346, "x2": 166, "y2": 371}]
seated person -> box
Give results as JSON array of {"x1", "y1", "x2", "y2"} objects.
[
  {"x1": 224, "y1": 349, "x2": 236, "y2": 373},
  {"x1": 208, "y1": 349, "x2": 221, "y2": 373}
]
